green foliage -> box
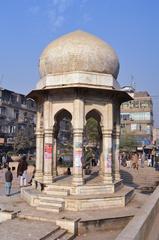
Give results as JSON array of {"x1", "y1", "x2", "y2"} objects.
[
  {"x1": 83, "y1": 117, "x2": 101, "y2": 167},
  {"x1": 85, "y1": 117, "x2": 101, "y2": 145},
  {"x1": 14, "y1": 130, "x2": 30, "y2": 153},
  {"x1": 13, "y1": 124, "x2": 35, "y2": 153},
  {"x1": 6, "y1": 151, "x2": 14, "y2": 157}
]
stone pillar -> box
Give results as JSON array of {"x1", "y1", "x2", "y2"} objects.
[
  {"x1": 53, "y1": 138, "x2": 58, "y2": 177},
  {"x1": 102, "y1": 129, "x2": 113, "y2": 183},
  {"x1": 102, "y1": 101, "x2": 113, "y2": 184},
  {"x1": 113, "y1": 103, "x2": 121, "y2": 181},
  {"x1": 35, "y1": 103, "x2": 44, "y2": 182},
  {"x1": 35, "y1": 129, "x2": 44, "y2": 182},
  {"x1": 42, "y1": 96, "x2": 54, "y2": 184},
  {"x1": 72, "y1": 98, "x2": 84, "y2": 186},
  {"x1": 99, "y1": 152, "x2": 104, "y2": 177},
  {"x1": 99, "y1": 141, "x2": 104, "y2": 177},
  {"x1": 113, "y1": 129, "x2": 121, "y2": 181},
  {"x1": 43, "y1": 129, "x2": 54, "y2": 184}
]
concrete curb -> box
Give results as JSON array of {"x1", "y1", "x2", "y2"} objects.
[
  {"x1": 115, "y1": 186, "x2": 159, "y2": 240},
  {"x1": 0, "y1": 209, "x2": 20, "y2": 222}
]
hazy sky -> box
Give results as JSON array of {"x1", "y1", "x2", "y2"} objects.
[{"x1": 0, "y1": 0, "x2": 159, "y2": 125}]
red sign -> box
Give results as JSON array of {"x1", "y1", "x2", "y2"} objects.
[{"x1": 44, "y1": 144, "x2": 52, "y2": 160}]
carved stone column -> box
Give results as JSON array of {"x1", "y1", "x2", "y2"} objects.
[
  {"x1": 35, "y1": 129, "x2": 44, "y2": 182},
  {"x1": 102, "y1": 101, "x2": 113, "y2": 184},
  {"x1": 112, "y1": 102, "x2": 121, "y2": 181},
  {"x1": 72, "y1": 98, "x2": 84, "y2": 186},
  {"x1": 113, "y1": 129, "x2": 121, "y2": 181},
  {"x1": 102, "y1": 129, "x2": 113, "y2": 183},
  {"x1": 43, "y1": 129, "x2": 54, "y2": 184},
  {"x1": 53, "y1": 138, "x2": 58, "y2": 177}
]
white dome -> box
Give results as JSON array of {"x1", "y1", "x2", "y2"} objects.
[{"x1": 39, "y1": 30, "x2": 119, "y2": 79}]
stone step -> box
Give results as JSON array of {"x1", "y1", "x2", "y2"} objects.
[
  {"x1": 76, "y1": 185, "x2": 114, "y2": 195},
  {"x1": 39, "y1": 195, "x2": 64, "y2": 201},
  {"x1": 37, "y1": 204, "x2": 63, "y2": 213},
  {"x1": 59, "y1": 233, "x2": 75, "y2": 240},
  {"x1": 40, "y1": 226, "x2": 60, "y2": 240},
  {"x1": 39, "y1": 199, "x2": 64, "y2": 208},
  {"x1": 44, "y1": 189, "x2": 70, "y2": 196},
  {"x1": 44, "y1": 229, "x2": 67, "y2": 240}
]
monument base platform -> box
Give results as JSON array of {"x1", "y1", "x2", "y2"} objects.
[{"x1": 21, "y1": 177, "x2": 134, "y2": 212}]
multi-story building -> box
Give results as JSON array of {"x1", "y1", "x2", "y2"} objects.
[
  {"x1": 153, "y1": 128, "x2": 159, "y2": 145},
  {"x1": 120, "y1": 87, "x2": 153, "y2": 146},
  {"x1": 0, "y1": 88, "x2": 36, "y2": 150}
]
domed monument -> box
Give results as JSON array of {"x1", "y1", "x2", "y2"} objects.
[{"x1": 24, "y1": 30, "x2": 133, "y2": 212}]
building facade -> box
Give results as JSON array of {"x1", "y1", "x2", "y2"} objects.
[
  {"x1": 153, "y1": 128, "x2": 159, "y2": 145},
  {"x1": 0, "y1": 88, "x2": 36, "y2": 150},
  {"x1": 121, "y1": 87, "x2": 153, "y2": 146}
]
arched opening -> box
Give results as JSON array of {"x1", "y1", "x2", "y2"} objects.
[
  {"x1": 54, "y1": 109, "x2": 73, "y2": 172},
  {"x1": 84, "y1": 110, "x2": 102, "y2": 175}
]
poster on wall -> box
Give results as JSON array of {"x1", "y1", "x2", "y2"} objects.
[
  {"x1": 74, "y1": 142, "x2": 82, "y2": 167},
  {"x1": 106, "y1": 153, "x2": 112, "y2": 168},
  {"x1": 44, "y1": 143, "x2": 52, "y2": 160}
]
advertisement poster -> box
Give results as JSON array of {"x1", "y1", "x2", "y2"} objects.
[
  {"x1": 106, "y1": 153, "x2": 112, "y2": 168},
  {"x1": 74, "y1": 142, "x2": 82, "y2": 167},
  {"x1": 44, "y1": 143, "x2": 52, "y2": 160}
]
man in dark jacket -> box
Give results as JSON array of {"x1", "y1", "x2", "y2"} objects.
[
  {"x1": 5, "y1": 167, "x2": 13, "y2": 196},
  {"x1": 17, "y1": 155, "x2": 28, "y2": 186}
]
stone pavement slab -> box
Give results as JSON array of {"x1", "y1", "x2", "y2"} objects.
[
  {"x1": 0, "y1": 165, "x2": 158, "y2": 240},
  {"x1": 0, "y1": 218, "x2": 58, "y2": 240},
  {"x1": 75, "y1": 229, "x2": 121, "y2": 240}
]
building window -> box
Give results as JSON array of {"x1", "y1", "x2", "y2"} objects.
[
  {"x1": 129, "y1": 112, "x2": 151, "y2": 121},
  {"x1": 134, "y1": 101, "x2": 139, "y2": 108},
  {"x1": 121, "y1": 113, "x2": 130, "y2": 121},
  {"x1": 140, "y1": 100, "x2": 149, "y2": 108},
  {"x1": 14, "y1": 109, "x2": 19, "y2": 120},
  {"x1": 21, "y1": 96, "x2": 26, "y2": 105},
  {"x1": 131, "y1": 124, "x2": 137, "y2": 131}
]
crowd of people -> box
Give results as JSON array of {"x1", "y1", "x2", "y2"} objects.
[
  {"x1": 120, "y1": 148, "x2": 159, "y2": 170},
  {"x1": 2, "y1": 147, "x2": 159, "y2": 196},
  {"x1": 2, "y1": 155, "x2": 36, "y2": 197},
  {"x1": 0, "y1": 154, "x2": 13, "y2": 169}
]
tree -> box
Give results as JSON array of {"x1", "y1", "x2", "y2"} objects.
[
  {"x1": 84, "y1": 117, "x2": 101, "y2": 146},
  {"x1": 83, "y1": 117, "x2": 102, "y2": 168},
  {"x1": 13, "y1": 123, "x2": 35, "y2": 153}
]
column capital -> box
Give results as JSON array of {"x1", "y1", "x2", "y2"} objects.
[
  {"x1": 44, "y1": 128, "x2": 53, "y2": 135},
  {"x1": 73, "y1": 128, "x2": 83, "y2": 135},
  {"x1": 36, "y1": 129, "x2": 44, "y2": 136},
  {"x1": 102, "y1": 129, "x2": 113, "y2": 137}
]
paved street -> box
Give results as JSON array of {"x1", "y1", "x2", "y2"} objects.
[
  {"x1": 0, "y1": 162, "x2": 159, "y2": 240},
  {"x1": 0, "y1": 164, "x2": 158, "y2": 240}
]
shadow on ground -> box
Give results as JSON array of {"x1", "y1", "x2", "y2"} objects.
[{"x1": 120, "y1": 169, "x2": 139, "y2": 188}]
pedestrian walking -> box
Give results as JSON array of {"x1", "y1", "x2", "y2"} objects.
[
  {"x1": 151, "y1": 148, "x2": 156, "y2": 167},
  {"x1": 2, "y1": 154, "x2": 7, "y2": 168},
  {"x1": 5, "y1": 167, "x2": 13, "y2": 196},
  {"x1": 147, "y1": 153, "x2": 151, "y2": 167},
  {"x1": 17, "y1": 155, "x2": 28, "y2": 187},
  {"x1": 141, "y1": 151, "x2": 145, "y2": 168},
  {"x1": 132, "y1": 152, "x2": 139, "y2": 170}
]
